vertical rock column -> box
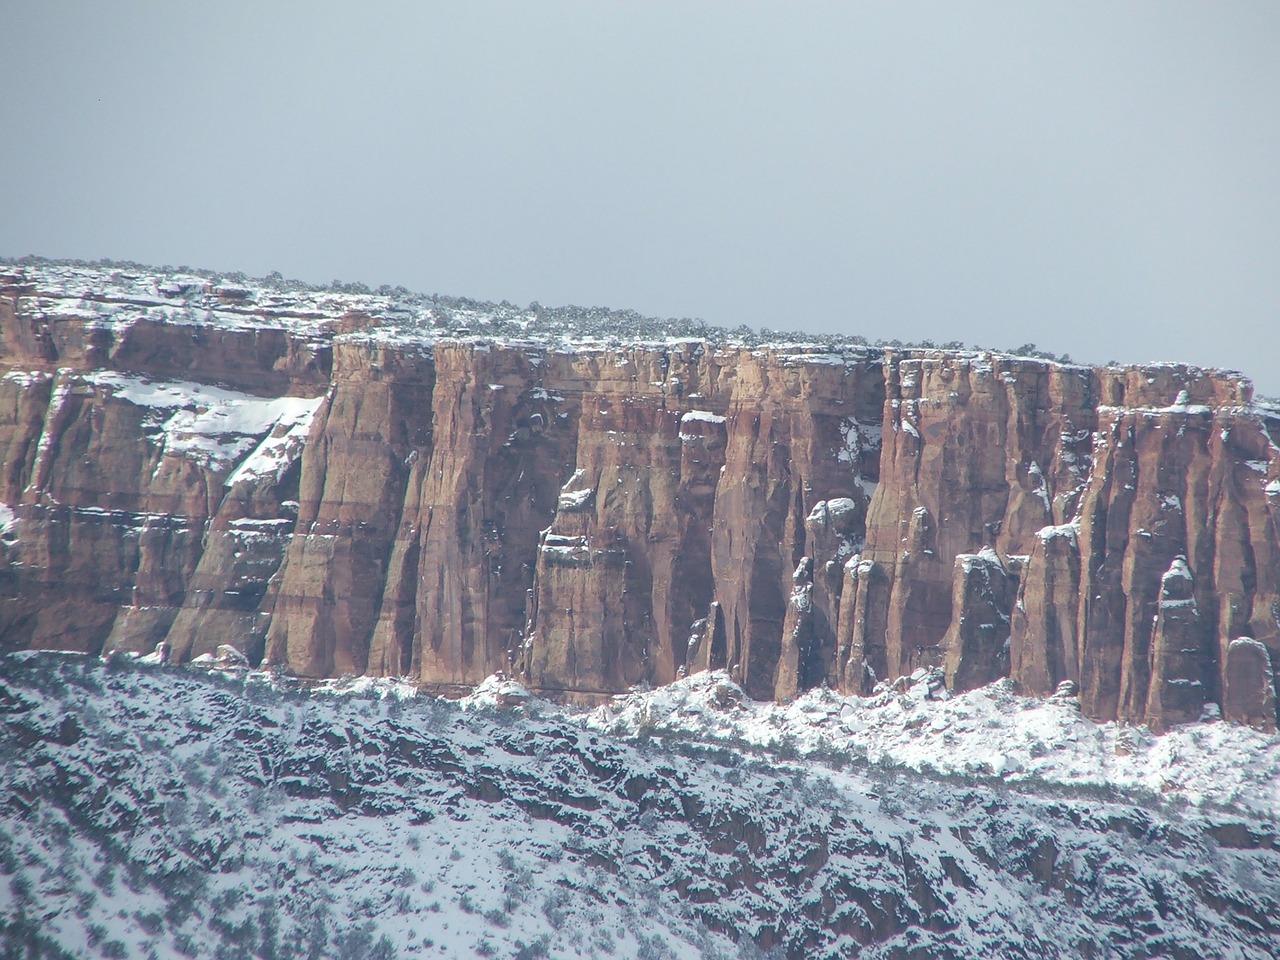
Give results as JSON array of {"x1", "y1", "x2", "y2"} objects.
[
  {"x1": 367, "y1": 344, "x2": 574, "y2": 689},
  {"x1": 774, "y1": 557, "x2": 815, "y2": 700},
  {"x1": 1008, "y1": 523, "x2": 1081, "y2": 696},
  {"x1": 802, "y1": 496, "x2": 867, "y2": 687},
  {"x1": 523, "y1": 345, "x2": 879, "y2": 700},
  {"x1": 709, "y1": 350, "x2": 875, "y2": 700},
  {"x1": 1210, "y1": 407, "x2": 1280, "y2": 729},
  {"x1": 1223, "y1": 638, "x2": 1277, "y2": 732},
  {"x1": 835, "y1": 556, "x2": 890, "y2": 694},
  {"x1": 1077, "y1": 395, "x2": 1218, "y2": 723},
  {"x1": 665, "y1": 408, "x2": 730, "y2": 677},
  {"x1": 842, "y1": 353, "x2": 1089, "y2": 693},
  {"x1": 1144, "y1": 557, "x2": 1210, "y2": 730},
  {"x1": 526, "y1": 344, "x2": 723, "y2": 694},
  {"x1": 939, "y1": 547, "x2": 1016, "y2": 693},
  {"x1": 264, "y1": 340, "x2": 432, "y2": 677}
]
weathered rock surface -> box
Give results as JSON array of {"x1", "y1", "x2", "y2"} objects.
[
  {"x1": 940, "y1": 547, "x2": 1016, "y2": 693},
  {"x1": 1224, "y1": 637, "x2": 1278, "y2": 732},
  {"x1": 2, "y1": 260, "x2": 1278, "y2": 728},
  {"x1": 1008, "y1": 523, "x2": 1081, "y2": 697}
]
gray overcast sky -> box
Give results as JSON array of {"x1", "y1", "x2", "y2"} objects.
[{"x1": 2, "y1": 1, "x2": 1278, "y2": 393}]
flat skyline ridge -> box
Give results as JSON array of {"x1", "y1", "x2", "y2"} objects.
[
  {"x1": 4, "y1": 253, "x2": 1269, "y2": 395},
  {"x1": 3, "y1": 3, "x2": 1277, "y2": 392}
]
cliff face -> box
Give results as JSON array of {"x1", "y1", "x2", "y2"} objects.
[
  {"x1": 2, "y1": 261, "x2": 1277, "y2": 729},
  {"x1": 838, "y1": 355, "x2": 1280, "y2": 731}
]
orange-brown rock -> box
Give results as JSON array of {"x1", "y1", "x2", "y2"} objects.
[
  {"x1": 1007, "y1": 523, "x2": 1081, "y2": 696},
  {"x1": 940, "y1": 548, "x2": 1016, "y2": 693},
  {"x1": 774, "y1": 557, "x2": 816, "y2": 701},
  {"x1": 1142, "y1": 557, "x2": 1210, "y2": 731},
  {"x1": 521, "y1": 345, "x2": 882, "y2": 700},
  {"x1": 1223, "y1": 637, "x2": 1277, "y2": 732},
  {"x1": 263, "y1": 340, "x2": 432, "y2": 677},
  {"x1": 367, "y1": 343, "x2": 571, "y2": 691},
  {"x1": 1066, "y1": 388, "x2": 1277, "y2": 726},
  {"x1": 2, "y1": 261, "x2": 1278, "y2": 730}
]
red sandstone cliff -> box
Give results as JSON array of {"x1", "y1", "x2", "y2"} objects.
[{"x1": 2, "y1": 261, "x2": 1277, "y2": 729}]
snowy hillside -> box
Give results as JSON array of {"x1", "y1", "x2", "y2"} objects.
[
  {"x1": 577, "y1": 670, "x2": 1280, "y2": 816},
  {"x1": 3, "y1": 654, "x2": 1279, "y2": 959}
]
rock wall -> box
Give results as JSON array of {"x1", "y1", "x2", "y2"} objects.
[{"x1": 2, "y1": 264, "x2": 1278, "y2": 728}]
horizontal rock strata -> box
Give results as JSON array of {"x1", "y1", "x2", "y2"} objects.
[{"x1": 2, "y1": 261, "x2": 1277, "y2": 728}]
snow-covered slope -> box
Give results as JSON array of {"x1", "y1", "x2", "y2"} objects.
[
  {"x1": 3, "y1": 654, "x2": 1278, "y2": 959},
  {"x1": 578, "y1": 670, "x2": 1280, "y2": 816}
]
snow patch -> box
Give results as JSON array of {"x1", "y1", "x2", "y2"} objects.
[
  {"x1": 577, "y1": 670, "x2": 1280, "y2": 815},
  {"x1": 87, "y1": 371, "x2": 324, "y2": 472},
  {"x1": 958, "y1": 546, "x2": 1004, "y2": 573},
  {"x1": 805, "y1": 497, "x2": 858, "y2": 526},
  {"x1": 1037, "y1": 520, "x2": 1079, "y2": 545},
  {"x1": 679, "y1": 410, "x2": 726, "y2": 425}
]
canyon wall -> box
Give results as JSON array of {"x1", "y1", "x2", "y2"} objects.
[{"x1": 2, "y1": 263, "x2": 1278, "y2": 729}]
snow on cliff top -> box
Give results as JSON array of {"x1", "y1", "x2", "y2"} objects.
[
  {"x1": 2, "y1": 257, "x2": 814, "y2": 353},
  {"x1": 4, "y1": 258, "x2": 1262, "y2": 393}
]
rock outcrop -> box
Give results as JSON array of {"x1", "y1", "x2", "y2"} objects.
[
  {"x1": 940, "y1": 547, "x2": 1016, "y2": 693},
  {"x1": 1223, "y1": 637, "x2": 1277, "y2": 732},
  {"x1": 2, "y1": 260, "x2": 1277, "y2": 728}
]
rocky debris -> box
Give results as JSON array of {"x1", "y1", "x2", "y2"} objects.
[
  {"x1": 1050, "y1": 679, "x2": 1079, "y2": 700},
  {"x1": 463, "y1": 672, "x2": 534, "y2": 709},
  {"x1": 890, "y1": 666, "x2": 949, "y2": 700},
  {"x1": 1, "y1": 260, "x2": 1278, "y2": 729},
  {"x1": 189, "y1": 643, "x2": 250, "y2": 673},
  {"x1": 214, "y1": 643, "x2": 249, "y2": 667},
  {"x1": 137, "y1": 641, "x2": 169, "y2": 665}
]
